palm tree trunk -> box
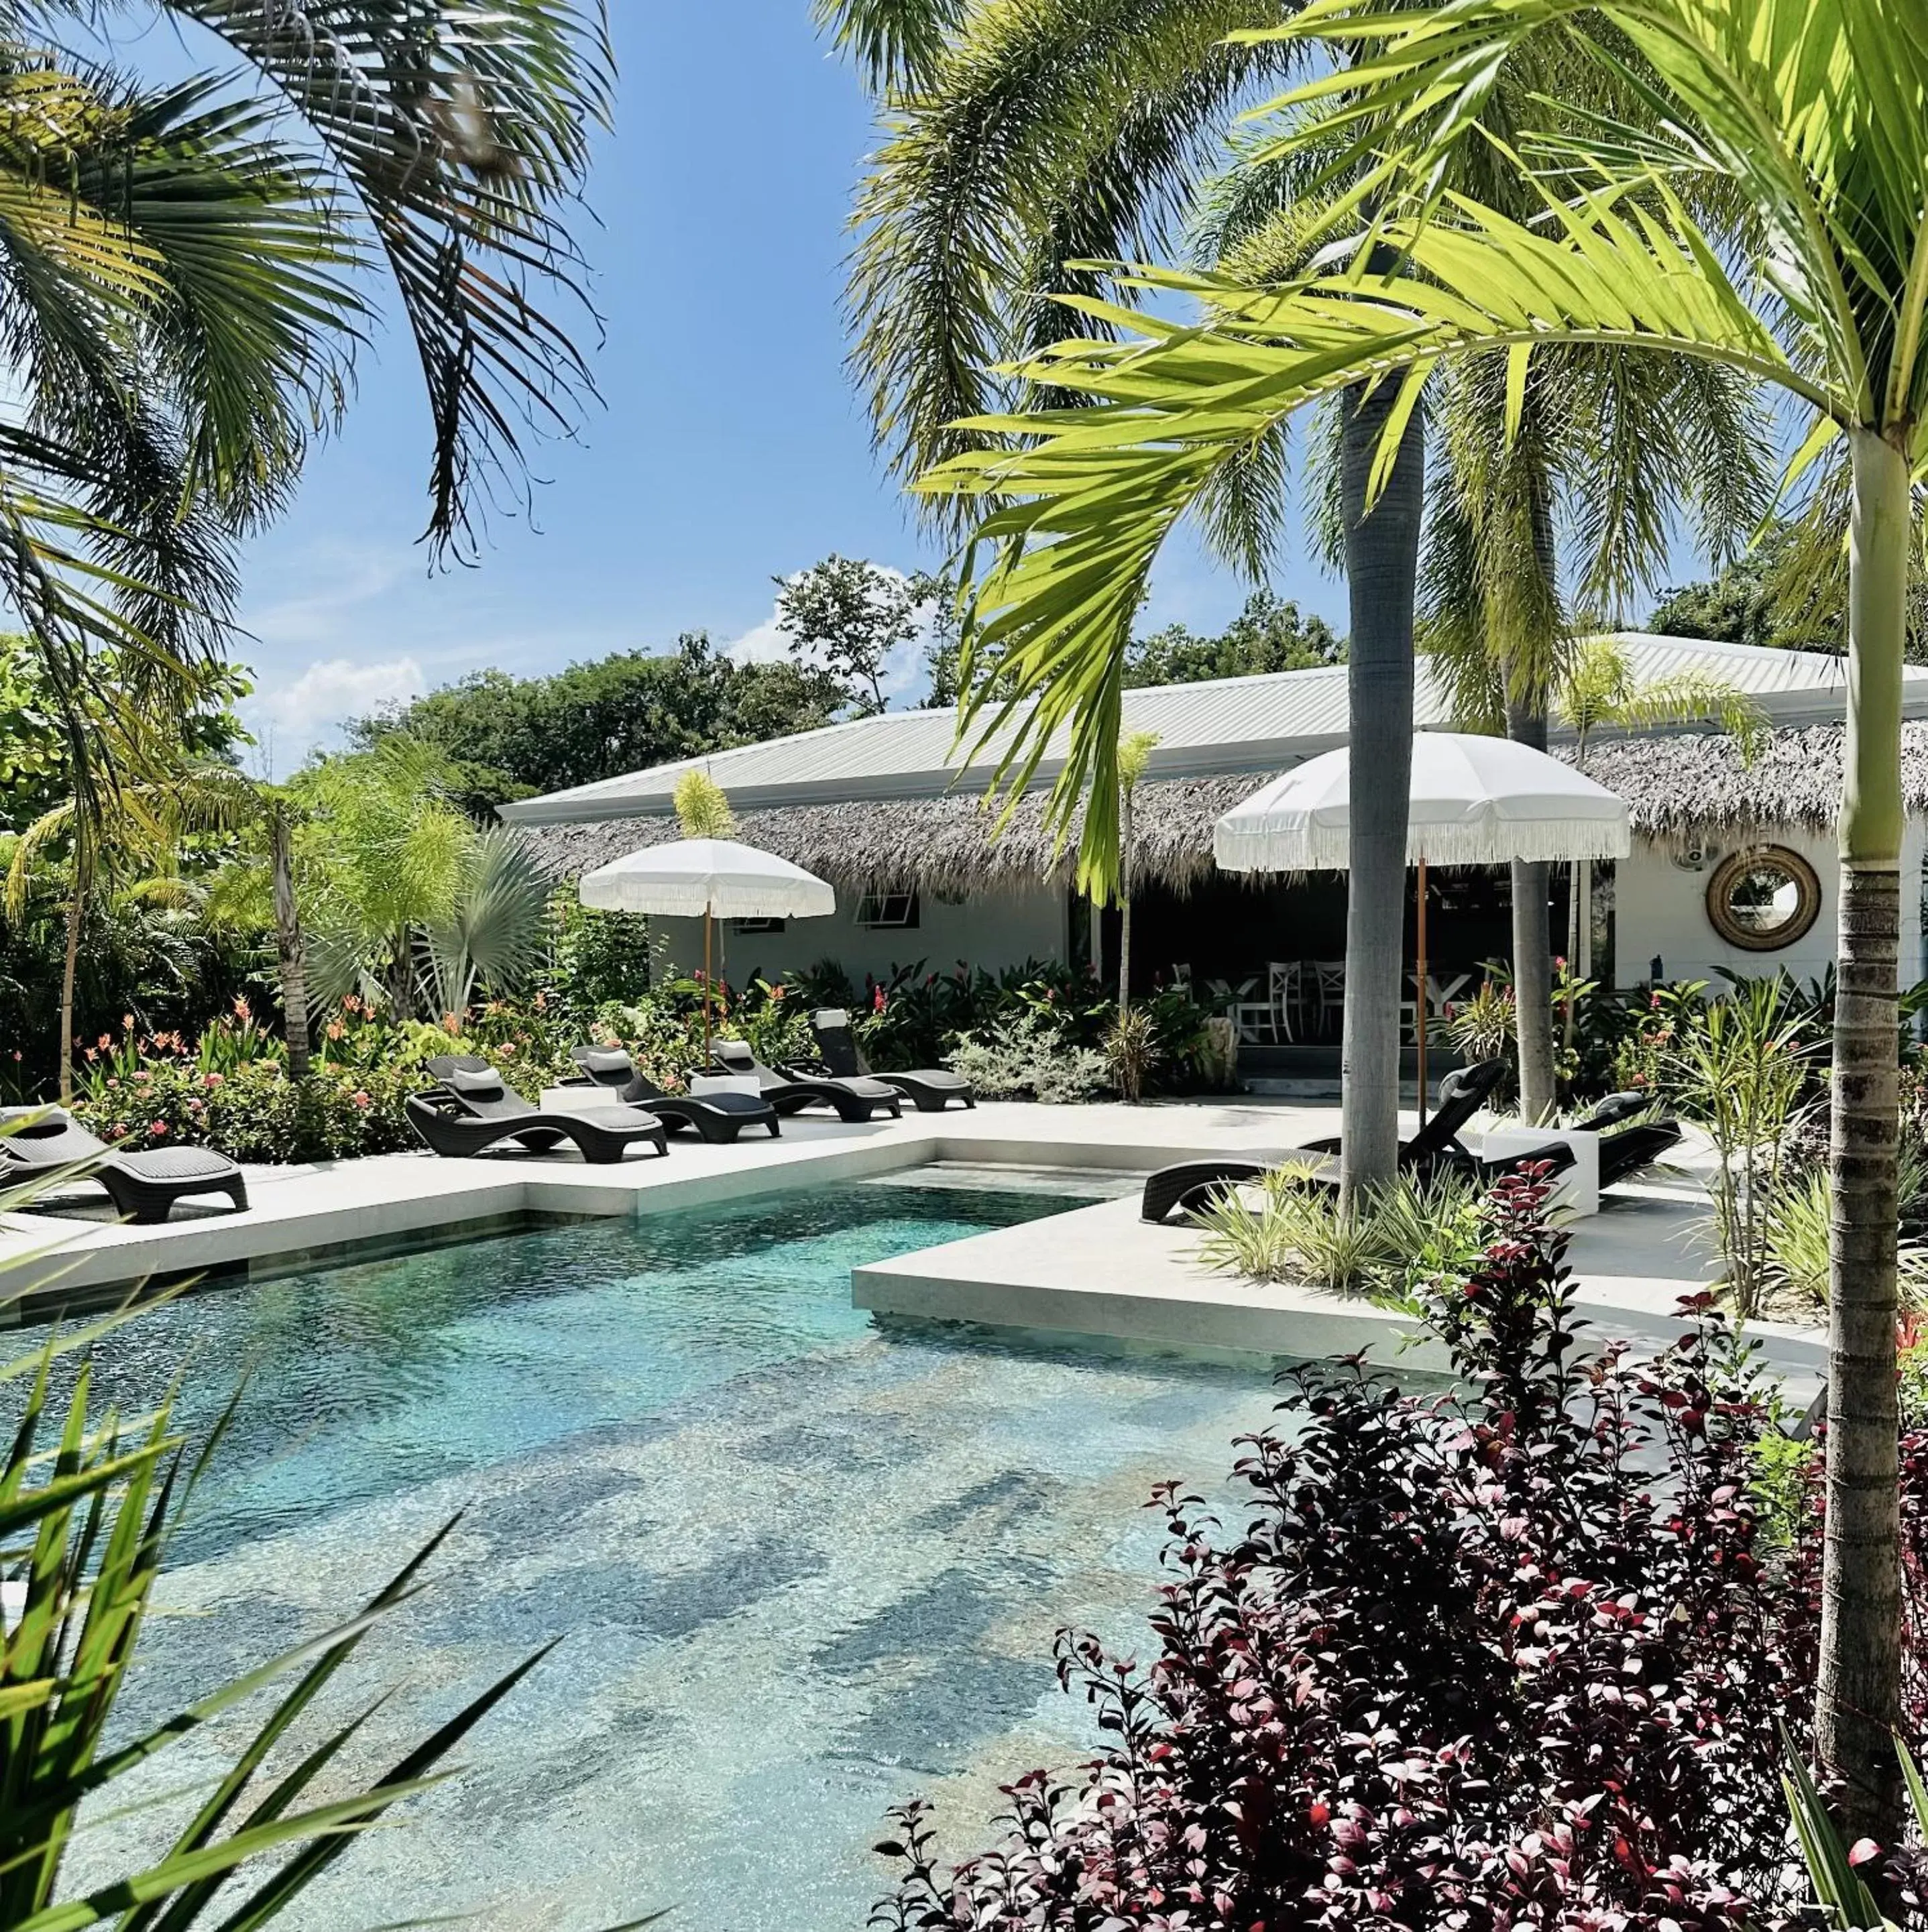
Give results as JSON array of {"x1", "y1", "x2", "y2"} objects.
[
  {"x1": 1118, "y1": 785, "x2": 1135, "y2": 1023},
  {"x1": 1339, "y1": 378, "x2": 1425, "y2": 1202},
  {"x1": 1817, "y1": 427, "x2": 1908, "y2": 1846},
  {"x1": 270, "y1": 809, "x2": 312, "y2": 1080},
  {"x1": 1508, "y1": 696, "x2": 1556, "y2": 1124},
  {"x1": 58, "y1": 868, "x2": 81, "y2": 1104}
]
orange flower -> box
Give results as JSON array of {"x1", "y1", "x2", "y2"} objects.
[{"x1": 150, "y1": 1120, "x2": 168, "y2": 1137}]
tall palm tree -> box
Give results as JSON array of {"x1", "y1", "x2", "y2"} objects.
[
  {"x1": 826, "y1": 0, "x2": 1438, "y2": 1194},
  {"x1": 909, "y1": 0, "x2": 1923, "y2": 1839},
  {"x1": 836, "y1": 2, "x2": 1760, "y2": 1180}
]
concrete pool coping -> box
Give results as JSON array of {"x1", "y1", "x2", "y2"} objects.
[{"x1": 0, "y1": 1098, "x2": 1821, "y2": 1385}]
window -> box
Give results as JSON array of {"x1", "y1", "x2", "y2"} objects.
[
  {"x1": 1704, "y1": 846, "x2": 1821, "y2": 952},
  {"x1": 732, "y1": 917, "x2": 787, "y2": 935},
  {"x1": 855, "y1": 889, "x2": 920, "y2": 930}
]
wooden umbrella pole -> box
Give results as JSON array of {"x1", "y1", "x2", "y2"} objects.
[
  {"x1": 703, "y1": 909, "x2": 714, "y2": 1061},
  {"x1": 1416, "y1": 856, "x2": 1429, "y2": 1129}
]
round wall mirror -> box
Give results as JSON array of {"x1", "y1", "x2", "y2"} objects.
[{"x1": 1704, "y1": 845, "x2": 1821, "y2": 952}]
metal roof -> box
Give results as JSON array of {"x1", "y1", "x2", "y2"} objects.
[{"x1": 500, "y1": 632, "x2": 1925, "y2": 828}]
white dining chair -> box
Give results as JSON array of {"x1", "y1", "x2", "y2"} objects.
[
  {"x1": 1267, "y1": 960, "x2": 1302, "y2": 1043},
  {"x1": 1314, "y1": 960, "x2": 1345, "y2": 1038}
]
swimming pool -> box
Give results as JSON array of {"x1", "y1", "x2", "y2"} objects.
[{"x1": 43, "y1": 1178, "x2": 1272, "y2": 1931}]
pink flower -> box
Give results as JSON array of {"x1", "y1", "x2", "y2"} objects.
[
  {"x1": 205, "y1": 1071, "x2": 225, "y2": 1088},
  {"x1": 233, "y1": 996, "x2": 252, "y2": 1022},
  {"x1": 351, "y1": 1090, "x2": 372, "y2": 1109},
  {"x1": 132, "y1": 1070, "x2": 150, "y2": 1084},
  {"x1": 325, "y1": 1021, "x2": 345, "y2": 1041},
  {"x1": 150, "y1": 1121, "x2": 168, "y2": 1137},
  {"x1": 872, "y1": 985, "x2": 886, "y2": 1012},
  {"x1": 186, "y1": 1098, "x2": 203, "y2": 1113}
]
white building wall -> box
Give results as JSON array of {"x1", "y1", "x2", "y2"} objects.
[
  {"x1": 646, "y1": 882, "x2": 1070, "y2": 992},
  {"x1": 1614, "y1": 823, "x2": 1928, "y2": 990}
]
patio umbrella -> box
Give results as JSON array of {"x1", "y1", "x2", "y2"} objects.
[
  {"x1": 1214, "y1": 732, "x2": 1630, "y2": 1123},
  {"x1": 579, "y1": 839, "x2": 836, "y2": 1055}
]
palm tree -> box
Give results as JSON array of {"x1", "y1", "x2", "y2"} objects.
[
  {"x1": 1554, "y1": 637, "x2": 1768, "y2": 1043},
  {"x1": 1204, "y1": 129, "x2": 1770, "y2": 1125},
  {"x1": 909, "y1": 0, "x2": 1921, "y2": 1838},
  {"x1": 826, "y1": 0, "x2": 1436, "y2": 1194},
  {"x1": 0, "y1": 6, "x2": 609, "y2": 793},
  {"x1": 1115, "y1": 729, "x2": 1161, "y2": 1019}
]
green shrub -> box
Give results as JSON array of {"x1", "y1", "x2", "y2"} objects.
[
  {"x1": 1192, "y1": 1162, "x2": 1486, "y2": 1303},
  {"x1": 946, "y1": 1009, "x2": 1110, "y2": 1102}
]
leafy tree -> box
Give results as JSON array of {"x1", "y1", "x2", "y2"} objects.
[
  {"x1": 352, "y1": 636, "x2": 848, "y2": 813},
  {"x1": 1652, "y1": 522, "x2": 1928, "y2": 660},
  {"x1": 3, "y1": 664, "x2": 254, "y2": 1095},
  {"x1": 911, "y1": 0, "x2": 1927, "y2": 1843},
  {"x1": 1130, "y1": 591, "x2": 1344, "y2": 685},
  {"x1": 774, "y1": 555, "x2": 934, "y2": 715}
]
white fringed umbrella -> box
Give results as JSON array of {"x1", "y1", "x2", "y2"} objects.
[
  {"x1": 1215, "y1": 733, "x2": 1630, "y2": 1119},
  {"x1": 579, "y1": 839, "x2": 835, "y2": 1052}
]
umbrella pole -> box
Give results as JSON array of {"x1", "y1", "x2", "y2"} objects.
[
  {"x1": 703, "y1": 909, "x2": 713, "y2": 1061},
  {"x1": 1416, "y1": 858, "x2": 1428, "y2": 1129}
]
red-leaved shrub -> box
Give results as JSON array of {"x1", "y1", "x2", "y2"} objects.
[{"x1": 872, "y1": 1174, "x2": 1928, "y2": 1931}]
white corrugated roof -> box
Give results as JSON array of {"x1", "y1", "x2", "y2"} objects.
[{"x1": 500, "y1": 631, "x2": 1921, "y2": 827}]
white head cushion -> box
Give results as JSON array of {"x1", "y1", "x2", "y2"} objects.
[
  {"x1": 446, "y1": 1066, "x2": 505, "y2": 1096},
  {"x1": 582, "y1": 1048, "x2": 633, "y2": 1075},
  {"x1": 815, "y1": 1009, "x2": 850, "y2": 1028}
]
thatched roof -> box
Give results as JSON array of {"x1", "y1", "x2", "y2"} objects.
[
  {"x1": 515, "y1": 772, "x2": 1273, "y2": 897},
  {"x1": 515, "y1": 720, "x2": 1916, "y2": 894},
  {"x1": 1570, "y1": 720, "x2": 1928, "y2": 843}
]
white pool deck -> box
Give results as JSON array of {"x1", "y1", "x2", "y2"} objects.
[{"x1": 0, "y1": 1096, "x2": 1824, "y2": 1381}]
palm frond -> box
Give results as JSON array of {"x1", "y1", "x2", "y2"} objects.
[
  {"x1": 53, "y1": 0, "x2": 617, "y2": 558},
  {"x1": 846, "y1": 0, "x2": 1296, "y2": 518},
  {"x1": 816, "y1": 0, "x2": 969, "y2": 92}
]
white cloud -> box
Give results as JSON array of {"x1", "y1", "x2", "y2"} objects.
[
  {"x1": 723, "y1": 609, "x2": 790, "y2": 665},
  {"x1": 243, "y1": 656, "x2": 427, "y2": 773}
]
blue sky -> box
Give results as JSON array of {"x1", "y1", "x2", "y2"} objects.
[{"x1": 233, "y1": 0, "x2": 1322, "y2": 766}]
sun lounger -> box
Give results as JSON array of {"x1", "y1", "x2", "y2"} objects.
[
  {"x1": 802, "y1": 1009, "x2": 974, "y2": 1112},
  {"x1": 566, "y1": 1046, "x2": 781, "y2": 1143},
  {"x1": 1, "y1": 1109, "x2": 248, "y2": 1223},
  {"x1": 1571, "y1": 1090, "x2": 1685, "y2": 1188},
  {"x1": 411, "y1": 1058, "x2": 667, "y2": 1163},
  {"x1": 1138, "y1": 1060, "x2": 1572, "y2": 1223},
  {"x1": 710, "y1": 1039, "x2": 903, "y2": 1123}
]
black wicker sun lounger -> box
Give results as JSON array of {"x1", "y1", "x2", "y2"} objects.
[
  {"x1": 1, "y1": 1109, "x2": 249, "y2": 1223},
  {"x1": 1139, "y1": 1060, "x2": 1575, "y2": 1223},
  {"x1": 803, "y1": 1008, "x2": 974, "y2": 1112},
  {"x1": 409, "y1": 1057, "x2": 668, "y2": 1163},
  {"x1": 566, "y1": 1046, "x2": 781, "y2": 1143},
  {"x1": 1571, "y1": 1089, "x2": 1686, "y2": 1189},
  {"x1": 710, "y1": 1039, "x2": 903, "y2": 1123}
]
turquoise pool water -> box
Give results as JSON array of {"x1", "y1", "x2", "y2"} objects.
[{"x1": 41, "y1": 1180, "x2": 1272, "y2": 1932}]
